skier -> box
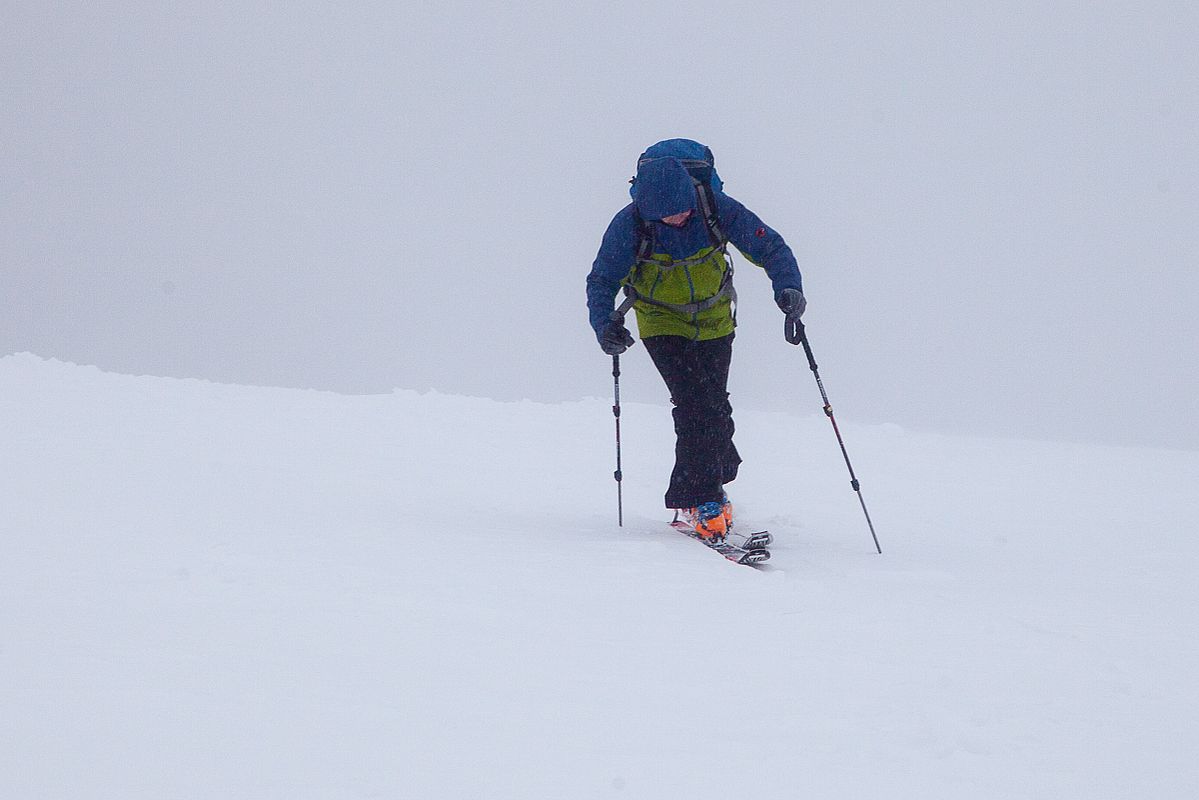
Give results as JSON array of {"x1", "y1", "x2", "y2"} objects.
[{"x1": 586, "y1": 139, "x2": 806, "y2": 542}]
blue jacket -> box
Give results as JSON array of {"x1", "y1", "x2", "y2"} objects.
[{"x1": 586, "y1": 189, "x2": 803, "y2": 339}]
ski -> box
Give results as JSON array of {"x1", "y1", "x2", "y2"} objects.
[{"x1": 669, "y1": 521, "x2": 770, "y2": 566}]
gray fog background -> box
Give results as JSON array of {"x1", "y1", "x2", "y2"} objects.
[{"x1": 4, "y1": 2, "x2": 1197, "y2": 449}]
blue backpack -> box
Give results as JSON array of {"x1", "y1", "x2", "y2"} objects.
[
  {"x1": 614, "y1": 139, "x2": 736, "y2": 323},
  {"x1": 628, "y1": 139, "x2": 727, "y2": 258},
  {"x1": 629, "y1": 138, "x2": 725, "y2": 199}
]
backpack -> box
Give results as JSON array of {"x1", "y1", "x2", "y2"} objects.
[
  {"x1": 629, "y1": 138, "x2": 724, "y2": 198},
  {"x1": 614, "y1": 140, "x2": 736, "y2": 324},
  {"x1": 628, "y1": 139, "x2": 727, "y2": 260}
]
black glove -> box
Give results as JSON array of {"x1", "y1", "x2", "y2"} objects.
[
  {"x1": 777, "y1": 288, "x2": 807, "y2": 345},
  {"x1": 599, "y1": 320, "x2": 635, "y2": 355}
]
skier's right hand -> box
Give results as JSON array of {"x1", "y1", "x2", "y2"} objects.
[{"x1": 599, "y1": 320, "x2": 635, "y2": 355}]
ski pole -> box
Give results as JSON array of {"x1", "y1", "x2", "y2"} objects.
[
  {"x1": 611, "y1": 353, "x2": 624, "y2": 526},
  {"x1": 796, "y1": 322, "x2": 882, "y2": 554}
]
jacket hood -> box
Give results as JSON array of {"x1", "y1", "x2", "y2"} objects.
[{"x1": 632, "y1": 157, "x2": 696, "y2": 221}]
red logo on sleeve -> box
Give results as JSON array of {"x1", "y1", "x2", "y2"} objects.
[{"x1": 755, "y1": 227, "x2": 766, "y2": 238}]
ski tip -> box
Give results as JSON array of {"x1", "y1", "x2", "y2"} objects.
[
  {"x1": 740, "y1": 549, "x2": 770, "y2": 565},
  {"x1": 743, "y1": 531, "x2": 773, "y2": 547}
]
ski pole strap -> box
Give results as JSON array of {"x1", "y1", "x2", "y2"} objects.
[{"x1": 612, "y1": 291, "x2": 635, "y2": 322}]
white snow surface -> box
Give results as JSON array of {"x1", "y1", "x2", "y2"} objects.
[{"x1": 2, "y1": 353, "x2": 1196, "y2": 799}]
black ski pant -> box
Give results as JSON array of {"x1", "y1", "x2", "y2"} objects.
[{"x1": 643, "y1": 333, "x2": 741, "y2": 509}]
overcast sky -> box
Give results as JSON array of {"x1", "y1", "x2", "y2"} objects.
[{"x1": 3, "y1": 2, "x2": 1196, "y2": 449}]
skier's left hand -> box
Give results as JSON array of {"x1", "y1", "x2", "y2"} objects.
[{"x1": 777, "y1": 288, "x2": 807, "y2": 345}]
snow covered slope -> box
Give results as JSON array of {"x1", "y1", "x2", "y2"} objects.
[{"x1": 2, "y1": 353, "x2": 1196, "y2": 799}]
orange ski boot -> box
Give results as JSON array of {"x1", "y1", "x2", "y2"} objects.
[{"x1": 678, "y1": 501, "x2": 728, "y2": 542}]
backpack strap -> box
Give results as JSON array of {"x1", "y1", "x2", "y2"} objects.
[
  {"x1": 692, "y1": 179, "x2": 725, "y2": 249},
  {"x1": 617, "y1": 267, "x2": 736, "y2": 318}
]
